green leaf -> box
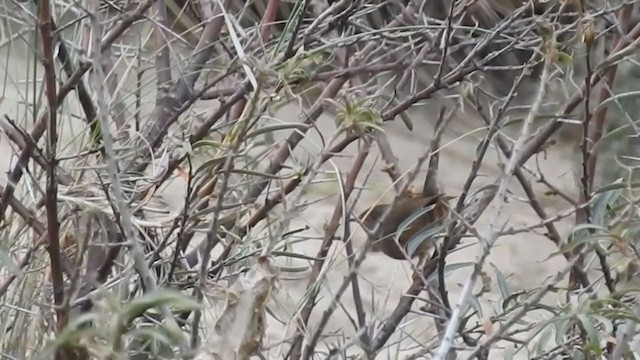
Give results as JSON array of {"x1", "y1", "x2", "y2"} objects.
[
  {"x1": 272, "y1": 0, "x2": 306, "y2": 55},
  {"x1": 554, "y1": 316, "x2": 572, "y2": 345},
  {"x1": 88, "y1": 118, "x2": 104, "y2": 150},
  {"x1": 36, "y1": 313, "x2": 98, "y2": 360},
  {"x1": 230, "y1": 168, "x2": 296, "y2": 179},
  {"x1": 503, "y1": 289, "x2": 530, "y2": 311},
  {"x1": 191, "y1": 139, "x2": 223, "y2": 151},
  {"x1": 577, "y1": 314, "x2": 602, "y2": 354},
  {"x1": 571, "y1": 348, "x2": 585, "y2": 360},
  {"x1": 128, "y1": 327, "x2": 174, "y2": 356},
  {"x1": 469, "y1": 294, "x2": 483, "y2": 319},
  {"x1": 493, "y1": 265, "x2": 511, "y2": 300},
  {"x1": 194, "y1": 156, "x2": 227, "y2": 174},
  {"x1": 591, "y1": 179, "x2": 623, "y2": 225},
  {"x1": 122, "y1": 289, "x2": 200, "y2": 324},
  {"x1": 556, "y1": 223, "x2": 619, "y2": 253},
  {"x1": 277, "y1": 265, "x2": 310, "y2": 273},
  {"x1": 396, "y1": 204, "x2": 437, "y2": 239},
  {"x1": 245, "y1": 122, "x2": 310, "y2": 139},
  {"x1": 272, "y1": 251, "x2": 322, "y2": 261},
  {"x1": 534, "y1": 326, "x2": 554, "y2": 356},
  {"x1": 379, "y1": 95, "x2": 413, "y2": 131},
  {"x1": 399, "y1": 111, "x2": 414, "y2": 131},
  {"x1": 593, "y1": 181, "x2": 640, "y2": 195},
  {"x1": 406, "y1": 224, "x2": 443, "y2": 258},
  {"x1": 266, "y1": 305, "x2": 287, "y2": 325},
  {"x1": 425, "y1": 262, "x2": 475, "y2": 285},
  {"x1": 590, "y1": 314, "x2": 613, "y2": 335},
  {"x1": 557, "y1": 51, "x2": 573, "y2": 64}
]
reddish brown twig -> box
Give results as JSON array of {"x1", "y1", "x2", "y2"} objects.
[
  {"x1": 571, "y1": 4, "x2": 633, "y2": 294},
  {"x1": 37, "y1": 0, "x2": 66, "y2": 337},
  {"x1": 290, "y1": 140, "x2": 372, "y2": 358}
]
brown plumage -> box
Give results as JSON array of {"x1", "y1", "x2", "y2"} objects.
[
  {"x1": 359, "y1": 193, "x2": 451, "y2": 261},
  {"x1": 358, "y1": 106, "x2": 451, "y2": 262}
]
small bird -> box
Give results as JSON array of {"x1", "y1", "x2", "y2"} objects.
[{"x1": 358, "y1": 191, "x2": 452, "y2": 261}]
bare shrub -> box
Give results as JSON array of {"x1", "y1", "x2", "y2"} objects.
[{"x1": 1, "y1": 0, "x2": 640, "y2": 358}]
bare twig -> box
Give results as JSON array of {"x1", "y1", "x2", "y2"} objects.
[
  {"x1": 476, "y1": 109, "x2": 591, "y2": 288},
  {"x1": 87, "y1": 9, "x2": 185, "y2": 349},
  {"x1": 137, "y1": 0, "x2": 229, "y2": 152},
  {"x1": 434, "y1": 27, "x2": 554, "y2": 359},
  {"x1": 153, "y1": 0, "x2": 173, "y2": 100},
  {"x1": 433, "y1": 0, "x2": 456, "y2": 87},
  {"x1": 288, "y1": 138, "x2": 372, "y2": 358},
  {"x1": 37, "y1": 0, "x2": 67, "y2": 346},
  {"x1": 191, "y1": 77, "x2": 263, "y2": 348},
  {"x1": 374, "y1": 132, "x2": 405, "y2": 193},
  {"x1": 518, "y1": 21, "x2": 640, "y2": 170}
]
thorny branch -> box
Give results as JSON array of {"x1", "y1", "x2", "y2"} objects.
[
  {"x1": 37, "y1": 0, "x2": 67, "y2": 345},
  {"x1": 2, "y1": 0, "x2": 640, "y2": 358},
  {"x1": 435, "y1": 24, "x2": 555, "y2": 359}
]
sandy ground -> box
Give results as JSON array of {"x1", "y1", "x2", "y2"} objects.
[{"x1": 0, "y1": 40, "x2": 591, "y2": 359}]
